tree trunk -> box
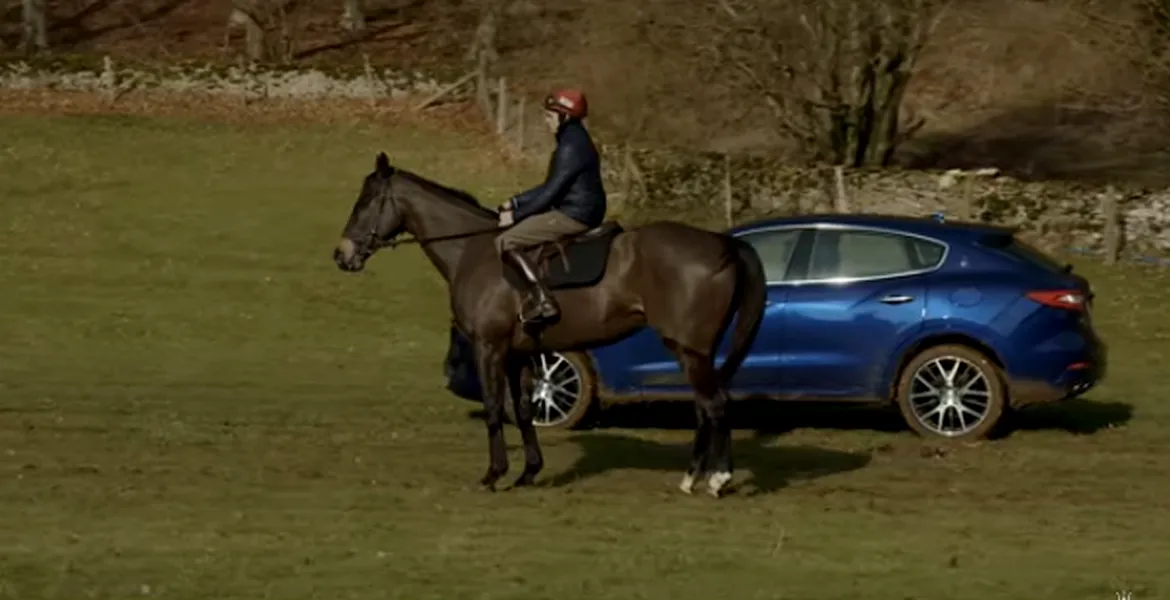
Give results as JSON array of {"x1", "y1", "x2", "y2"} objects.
[
  {"x1": 230, "y1": 2, "x2": 268, "y2": 62},
  {"x1": 341, "y1": 0, "x2": 366, "y2": 32},
  {"x1": 275, "y1": 1, "x2": 295, "y2": 63},
  {"x1": 245, "y1": 17, "x2": 266, "y2": 61},
  {"x1": 21, "y1": 0, "x2": 49, "y2": 53}
]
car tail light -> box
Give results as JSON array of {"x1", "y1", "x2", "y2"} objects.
[{"x1": 1026, "y1": 290, "x2": 1086, "y2": 312}]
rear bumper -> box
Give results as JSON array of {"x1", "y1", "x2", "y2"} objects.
[{"x1": 1008, "y1": 340, "x2": 1106, "y2": 408}]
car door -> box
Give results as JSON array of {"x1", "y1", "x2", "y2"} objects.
[
  {"x1": 719, "y1": 226, "x2": 809, "y2": 391},
  {"x1": 775, "y1": 226, "x2": 944, "y2": 399},
  {"x1": 598, "y1": 226, "x2": 808, "y2": 393}
]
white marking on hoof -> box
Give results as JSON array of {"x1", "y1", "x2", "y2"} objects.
[
  {"x1": 707, "y1": 471, "x2": 732, "y2": 498},
  {"x1": 679, "y1": 473, "x2": 697, "y2": 494}
]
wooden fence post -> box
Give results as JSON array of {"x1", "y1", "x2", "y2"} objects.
[
  {"x1": 724, "y1": 154, "x2": 733, "y2": 227},
  {"x1": 515, "y1": 95, "x2": 525, "y2": 151},
  {"x1": 362, "y1": 53, "x2": 378, "y2": 107},
  {"x1": 496, "y1": 76, "x2": 507, "y2": 135},
  {"x1": 961, "y1": 176, "x2": 975, "y2": 221},
  {"x1": 832, "y1": 165, "x2": 849, "y2": 213},
  {"x1": 622, "y1": 149, "x2": 646, "y2": 210},
  {"x1": 475, "y1": 52, "x2": 491, "y2": 120},
  {"x1": 100, "y1": 55, "x2": 117, "y2": 105},
  {"x1": 1102, "y1": 190, "x2": 1121, "y2": 266}
]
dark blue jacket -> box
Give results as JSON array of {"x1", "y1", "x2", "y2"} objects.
[{"x1": 508, "y1": 119, "x2": 607, "y2": 228}]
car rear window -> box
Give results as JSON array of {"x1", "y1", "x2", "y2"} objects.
[{"x1": 979, "y1": 233, "x2": 1068, "y2": 274}]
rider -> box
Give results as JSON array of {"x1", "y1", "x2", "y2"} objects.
[{"x1": 496, "y1": 88, "x2": 608, "y2": 324}]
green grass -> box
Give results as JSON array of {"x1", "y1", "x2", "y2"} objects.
[{"x1": 2, "y1": 113, "x2": 1170, "y2": 600}]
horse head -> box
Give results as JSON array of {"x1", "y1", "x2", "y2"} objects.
[{"x1": 333, "y1": 152, "x2": 406, "y2": 272}]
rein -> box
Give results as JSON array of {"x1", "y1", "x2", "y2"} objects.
[{"x1": 380, "y1": 226, "x2": 505, "y2": 249}]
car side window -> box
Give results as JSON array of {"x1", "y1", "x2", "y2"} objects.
[
  {"x1": 737, "y1": 228, "x2": 803, "y2": 282},
  {"x1": 807, "y1": 229, "x2": 946, "y2": 280}
]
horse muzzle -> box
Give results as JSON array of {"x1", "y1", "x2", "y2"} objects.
[{"x1": 333, "y1": 238, "x2": 368, "y2": 272}]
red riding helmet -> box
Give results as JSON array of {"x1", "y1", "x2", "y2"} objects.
[{"x1": 543, "y1": 88, "x2": 588, "y2": 119}]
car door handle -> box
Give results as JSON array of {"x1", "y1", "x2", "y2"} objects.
[{"x1": 879, "y1": 294, "x2": 915, "y2": 305}]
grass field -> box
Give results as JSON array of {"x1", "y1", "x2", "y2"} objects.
[{"x1": 2, "y1": 112, "x2": 1170, "y2": 600}]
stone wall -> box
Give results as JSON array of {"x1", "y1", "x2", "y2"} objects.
[
  {"x1": 0, "y1": 56, "x2": 448, "y2": 103},
  {"x1": 599, "y1": 145, "x2": 1170, "y2": 257}
]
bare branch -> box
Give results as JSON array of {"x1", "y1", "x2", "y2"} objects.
[{"x1": 699, "y1": 0, "x2": 950, "y2": 166}]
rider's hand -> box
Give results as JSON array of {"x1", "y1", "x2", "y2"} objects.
[{"x1": 498, "y1": 210, "x2": 514, "y2": 227}]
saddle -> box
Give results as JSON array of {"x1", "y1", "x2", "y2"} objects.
[{"x1": 502, "y1": 220, "x2": 625, "y2": 291}]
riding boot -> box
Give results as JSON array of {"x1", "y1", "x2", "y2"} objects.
[{"x1": 503, "y1": 249, "x2": 560, "y2": 323}]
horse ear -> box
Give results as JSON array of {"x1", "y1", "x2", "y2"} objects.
[{"x1": 375, "y1": 152, "x2": 392, "y2": 176}]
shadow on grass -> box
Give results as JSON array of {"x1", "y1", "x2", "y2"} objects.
[
  {"x1": 467, "y1": 394, "x2": 1133, "y2": 438},
  {"x1": 1006, "y1": 397, "x2": 1135, "y2": 435},
  {"x1": 540, "y1": 431, "x2": 872, "y2": 496},
  {"x1": 593, "y1": 400, "x2": 906, "y2": 435},
  {"x1": 595, "y1": 397, "x2": 1134, "y2": 437},
  {"x1": 465, "y1": 401, "x2": 904, "y2": 435}
]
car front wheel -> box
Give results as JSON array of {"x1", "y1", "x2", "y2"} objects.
[
  {"x1": 894, "y1": 344, "x2": 1006, "y2": 441},
  {"x1": 505, "y1": 350, "x2": 597, "y2": 429}
]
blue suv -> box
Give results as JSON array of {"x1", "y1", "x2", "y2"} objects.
[{"x1": 444, "y1": 213, "x2": 1106, "y2": 441}]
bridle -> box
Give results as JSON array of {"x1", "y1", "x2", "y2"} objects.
[
  {"x1": 381, "y1": 227, "x2": 506, "y2": 249},
  {"x1": 362, "y1": 170, "x2": 507, "y2": 253}
]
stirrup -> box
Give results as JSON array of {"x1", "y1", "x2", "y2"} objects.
[{"x1": 519, "y1": 294, "x2": 559, "y2": 324}]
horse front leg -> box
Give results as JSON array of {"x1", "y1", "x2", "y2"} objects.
[
  {"x1": 475, "y1": 342, "x2": 510, "y2": 491},
  {"x1": 507, "y1": 354, "x2": 544, "y2": 488}
]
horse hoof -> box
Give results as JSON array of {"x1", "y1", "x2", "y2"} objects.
[
  {"x1": 679, "y1": 473, "x2": 698, "y2": 495},
  {"x1": 512, "y1": 473, "x2": 536, "y2": 488},
  {"x1": 480, "y1": 470, "x2": 503, "y2": 491},
  {"x1": 706, "y1": 471, "x2": 732, "y2": 498}
]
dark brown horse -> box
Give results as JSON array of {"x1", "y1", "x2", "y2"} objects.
[{"x1": 333, "y1": 153, "x2": 767, "y2": 497}]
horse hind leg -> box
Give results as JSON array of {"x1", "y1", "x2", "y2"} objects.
[
  {"x1": 705, "y1": 386, "x2": 734, "y2": 498},
  {"x1": 680, "y1": 398, "x2": 712, "y2": 494},
  {"x1": 672, "y1": 343, "x2": 732, "y2": 497}
]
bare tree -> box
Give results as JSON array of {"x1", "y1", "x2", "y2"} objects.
[
  {"x1": 226, "y1": 0, "x2": 298, "y2": 63},
  {"x1": 699, "y1": 0, "x2": 949, "y2": 167},
  {"x1": 341, "y1": 0, "x2": 366, "y2": 32},
  {"x1": 21, "y1": 0, "x2": 49, "y2": 54}
]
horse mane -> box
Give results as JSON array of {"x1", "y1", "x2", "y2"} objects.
[{"x1": 396, "y1": 168, "x2": 498, "y2": 219}]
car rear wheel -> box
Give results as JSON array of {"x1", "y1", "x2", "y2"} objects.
[
  {"x1": 895, "y1": 344, "x2": 1006, "y2": 441},
  {"x1": 505, "y1": 350, "x2": 597, "y2": 430}
]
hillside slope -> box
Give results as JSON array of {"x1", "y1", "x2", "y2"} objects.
[{"x1": 4, "y1": 0, "x2": 1169, "y2": 183}]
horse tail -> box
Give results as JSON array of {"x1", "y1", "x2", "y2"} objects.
[{"x1": 716, "y1": 236, "x2": 767, "y2": 386}]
